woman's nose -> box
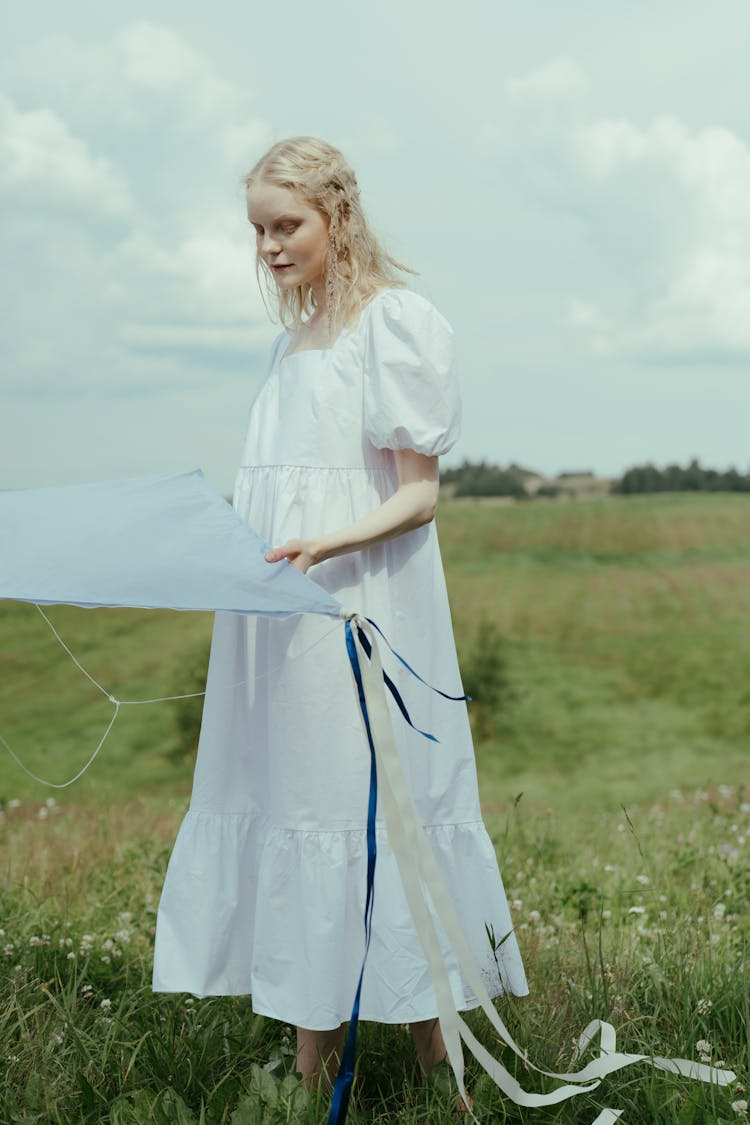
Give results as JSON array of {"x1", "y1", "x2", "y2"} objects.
[{"x1": 261, "y1": 232, "x2": 281, "y2": 256}]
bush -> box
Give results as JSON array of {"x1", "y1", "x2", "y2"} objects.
[
  {"x1": 612, "y1": 457, "x2": 750, "y2": 494},
  {"x1": 169, "y1": 642, "x2": 210, "y2": 762},
  {"x1": 458, "y1": 619, "x2": 515, "y2": 739},
  {"x1": 441, "y1": 459, "x2": 533, "y2": 499}
]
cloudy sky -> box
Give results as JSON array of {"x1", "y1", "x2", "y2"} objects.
[{"x1": 2, "y1": 1, "x2": 749, "y2": 492}]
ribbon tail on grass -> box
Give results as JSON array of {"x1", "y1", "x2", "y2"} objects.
[{"x1": 336, "y1": 611, "x2": 736, "y2": 1124}]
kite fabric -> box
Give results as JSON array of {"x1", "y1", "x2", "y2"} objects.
[
  {"x1": 0, "y1": 468, "x2": 341, "y2": 619},
  {"x1": 0, "y1": 471, "x2": 736, "y2": 1124}
]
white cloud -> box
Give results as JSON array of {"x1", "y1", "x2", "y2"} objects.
[
  {"x1": 571, "y1": 114, "x2": 750, "y2": 357},
  {"x1": 119, "y1": 322, "x2": 274, "y2": 357},
  {"x1": 223, "y1": 119, "x2": 273, "y2": 167},
  {"x1": 6, "y1": 23, "x2": 271, "y2": 174},
  {"x1": 117, "y1": 226, "x2": 266, "y2": 325},
  {"x1": 116, "y1": 23, "x2": 243, "y2": 128},
  {"x1": 0, "y1": 93, "x2": 134, "y2": 216},
  {"x1": 0, "y1": 22, "x2": 273, "y2": 408},
  {"x1": 507, "y1": 56, "x2": 588, "y2": 103},
  {"x1": 645, "y1": 247, "x2": 750, "y2": 353}
]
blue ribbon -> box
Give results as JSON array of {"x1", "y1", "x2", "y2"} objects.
[
  {"x1": 327, "y1": 620, "x2": 378, "y2": 1124},
  {"x1": 363, "y1": 617, "x2": 471, "y2": 702},
  {"x1": 328, "y1": 617, "x2": 469, "y2": 1123}
]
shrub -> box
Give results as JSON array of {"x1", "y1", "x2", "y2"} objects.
[
  {"x1": 458, "y1": 619, "x2": 515, "y2": 740},
  {"x1": 169, "y1": 642, "x2": 210, "y2": 762}
]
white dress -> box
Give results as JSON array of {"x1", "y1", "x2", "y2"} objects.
[{"x1": 153, "y1": 287, "x2": 528, "y2": 1029}]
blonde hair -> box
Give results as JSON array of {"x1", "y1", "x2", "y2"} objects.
[{"x1": 243, "y1": 136, "x2": 415, "y2": 335}]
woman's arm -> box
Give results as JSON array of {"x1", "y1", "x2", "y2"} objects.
[{"x1": 264, "y1": 450, "x2": 440, "y2": 574}]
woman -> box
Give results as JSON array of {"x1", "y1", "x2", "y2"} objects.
[{"x1": 153, "y1": 136, "x2": 528, "y2": 1098}]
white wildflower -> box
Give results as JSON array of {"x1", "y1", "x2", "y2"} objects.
[
  {"x1": 115, "y1": 929, "x2": 131, "y2": 944},
  {"x1": 66, "y1": 952, "x2": 76, "y2": 960},
  {"x1": 37, "y1": 806, "x2": 48, "y2": 820},
  {"x1": 101, "y1": 939, "x2": 114, "y2": 952},
  {"x1": 635, "y1": 874, "x2": 650, "y2": 885},
  {"x1": 696, "y1": 1039, "x2": 711, "y2": 1054},
  {"x1": 528, "y1": 910, "x2": 541, "y2": 924},
  {"x1": 8, "y1": 799, "x2": 21, "y2": 809},
  {"x1": 45, "y1": 797, "x2": 57, "y2": 807},
  {"x1": 3, "y1": 943, "x2": 14, "y2": 957},
  {"x1": 731, "y1": 1099, "x2": 748, "y2": 1118},
  {"x1": 118, "y1": 911, "x2": 133, "y2": 925},
  {"x1": 697, "y1": 998, "x2": 713, "y2": 1015},
  {"x1": 100, "y1": 998, "x2": 112, "y2": 1010},
  {"x1": 627, "y1": 906, "x2": 646, "y2": 915}
]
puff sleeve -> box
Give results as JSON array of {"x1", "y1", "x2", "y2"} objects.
[{"x1": 363, "y1": 289, "x2": 461, "y2": 457}]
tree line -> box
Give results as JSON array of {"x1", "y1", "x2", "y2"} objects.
[{"x1": 440, "y1": 458, "x2": 750, "y2": 498}]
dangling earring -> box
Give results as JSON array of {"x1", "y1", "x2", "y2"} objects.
[{"x1": 325, "y1": 212, "x2": 342, "y2": 339}]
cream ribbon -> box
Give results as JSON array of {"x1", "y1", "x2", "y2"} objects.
[{"x1": 344, "y1": 613, "x2": 736, "y2": 1122}]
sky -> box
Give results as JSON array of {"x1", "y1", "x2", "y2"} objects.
[{"x1": 2, "y1": 1, "x2": 749, "y2": 492}]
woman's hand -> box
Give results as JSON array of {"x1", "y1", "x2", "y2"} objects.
[
  {"x1": 264, "y1": 539, "x2": 318, "y2": 574},
  {"x1": 263, "y1": 451, "x2": 439, "y2": 573}
]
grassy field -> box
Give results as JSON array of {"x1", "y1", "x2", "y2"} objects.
[{"x1": 1, "y1": 492, "x2": 749, "y2": 1122}]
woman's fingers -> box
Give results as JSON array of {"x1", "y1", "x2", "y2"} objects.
[
  {"x1": 264, "y1": 541, "x2": 311, "y2": 573},
  {"x1": 264, "y1": 541, "x2": 298, "y2": 563}
]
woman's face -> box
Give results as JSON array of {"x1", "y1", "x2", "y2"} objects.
[{"x1": 247, "y1": 181, "x2": 330, "y2": 296}]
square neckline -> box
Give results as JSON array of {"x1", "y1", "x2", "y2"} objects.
[{"x1": 279, "y1": 286, "x2": 398, "y2": 364}]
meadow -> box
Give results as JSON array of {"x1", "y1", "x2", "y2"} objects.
[{"x1": 1, "y1": 492, "x2": 748, "y2": 1123}]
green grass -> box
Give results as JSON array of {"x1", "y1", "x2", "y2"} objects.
[
  {"x1": 1, "y1": 790, "x2": 747, "y2": 1122},
  {"x1": 0, "y1": 603, "x2": 212, "y2": 802},
  {"x1": 1, "y1": 491, "x2": 749, "y2": 1121},
  {"x1": 443, "y1": 492, "x2": 750, "y2": 811}
]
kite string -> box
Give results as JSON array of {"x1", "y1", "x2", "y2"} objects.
[
  {"x1": 0, "y1": 703, "x2": 121, "y2": 790},
  {"x1": 35, "y1": 605, "x2": 112, "y2": 700},
  {"x1": 34, "y1": 604, "x2": 343, "y2": 704},
  {"x1": 1, "y1": 609, "x2": 344, "y2": 789}
]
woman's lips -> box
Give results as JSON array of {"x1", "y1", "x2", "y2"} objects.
[{"x1": 271, "y1": 263, "x2": 292, "y2": 272}]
